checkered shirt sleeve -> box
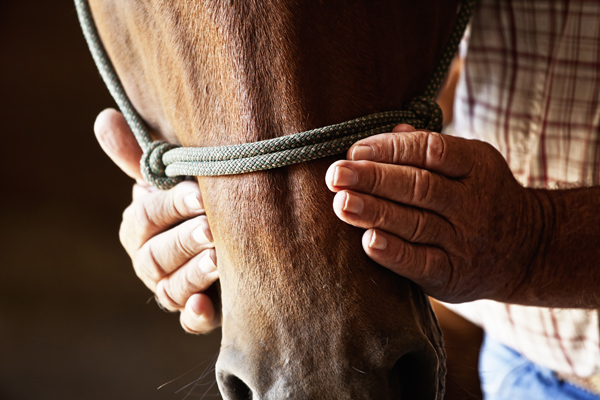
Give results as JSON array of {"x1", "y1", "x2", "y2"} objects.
[{"x1": 445, "y1": 0, "x2": 600, "y2": 377}]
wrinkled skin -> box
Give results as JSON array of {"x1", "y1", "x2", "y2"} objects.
[
  {"x1": 88, "y1": 0, "x2": 463, "y2": 398},
  {"x1": 327, "y1": 125, "x2": 543, "y2": 304}
]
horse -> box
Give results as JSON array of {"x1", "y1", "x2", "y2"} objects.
[{"x1": 87, "y1": 0, "x2": 463, "y2": 398}]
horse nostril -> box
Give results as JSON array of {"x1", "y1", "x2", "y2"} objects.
[
  {"x1": 219, "y1": 373, "x2": 253, "y2": 400},
  {"x1": 392, "y1": 351, "x2": 437, "y2": 399}
]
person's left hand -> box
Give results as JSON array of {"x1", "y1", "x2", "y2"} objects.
[
  {"x1": 326, "y1": 124, "x2": 544, "y2": 304},
  {"x1": 94, "y1": 109, "x2": 220, "y2": 334}
]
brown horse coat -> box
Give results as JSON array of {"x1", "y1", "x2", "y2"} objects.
[{"x1": 89, "y1": 1, "x2": 461, "y2": 398}]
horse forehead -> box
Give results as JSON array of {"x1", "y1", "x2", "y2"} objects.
[
  {"x1": 88, "y1": 0, "x2": 460, "y2": 147},
  {"x1": 89, "y1": 0, "x2": 310, "y2": 135}
]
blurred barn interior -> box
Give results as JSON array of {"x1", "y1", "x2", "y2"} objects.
[{"x1": 0, "y1": 1, "x2": 222, "y2": 398}]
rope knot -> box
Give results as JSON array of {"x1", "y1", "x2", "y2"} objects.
[
  {"x1": 140, "y1": 141, "x2": 184, "y2": 190},
  {"x1": 406, "y1": 96, "x2": 443, "y2": 132}
]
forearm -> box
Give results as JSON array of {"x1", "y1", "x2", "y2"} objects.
[{"x1": 517, "y1": 186, "x2": 600, "y2": 308}]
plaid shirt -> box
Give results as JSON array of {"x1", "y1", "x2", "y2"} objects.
[{"x1": 445, "y1": 0, "x2": 600, "y2": 377}]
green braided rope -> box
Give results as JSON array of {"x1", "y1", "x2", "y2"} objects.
[
  {"x1": 75, "y1": 0, "x2": 475, "y2": 189},
  {"x1": 75, "y1": 0, "x2": 184, "y2": 189},
  {"x1": 422, "y1": 0, "x2": 475, "y2": 100},
  {"x1": 164, "y1": 101, "x2": 441, "y2": 176}
]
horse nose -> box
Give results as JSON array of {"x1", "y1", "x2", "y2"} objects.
[{"x1": 216, "y1": 349, "x2": 441, "y2": 400}]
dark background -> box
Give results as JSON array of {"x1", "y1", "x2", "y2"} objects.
[{"x1": 0, "y1": 1, "x2": 222, "y2": 399}]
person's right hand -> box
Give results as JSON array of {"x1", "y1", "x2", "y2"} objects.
[{"x1": 94, "y1": 108, "x2": 220, "y2": 334}]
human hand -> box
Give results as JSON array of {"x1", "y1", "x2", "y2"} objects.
[
  {"x1": 326, "y1": 124, "x2": 543, "y2": 304},
  {"x1": 94, "y1": 109, "x2": 220, "y2": 333}
]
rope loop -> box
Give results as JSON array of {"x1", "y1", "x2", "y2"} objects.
[
  {"x1": 141, "y1": 141, "x2": 184, "y2": 190},
  {"x1": 407, "y1": 96, "x2": 444, "y2": 132}
]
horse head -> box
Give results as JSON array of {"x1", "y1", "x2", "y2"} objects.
[{"x1": 87, "y1": 0, "x2": 461, "y2": 397}]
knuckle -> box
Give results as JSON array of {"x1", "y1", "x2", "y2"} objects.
[
  {"x1": 409, "y1": 210, "x2": 428, "y2": 243},
  {"x1": 133, "y1": 199, "x2": 157, "y2": 233},
  {"x1": 173, "y1": 229, "x2": 188, "y2": 256},
  {"x1": 139, "y1": 189, "x2": 185, "y2": 232},
  {"x1": 157, "y1": 280, "x2": 182, "y2": 310},
  {"x1": 390, "y1": 131, "x2": 416, "y2": 164},
  {"x1": 136, "y1": 242, "x2": 167, "y2": 282},
  {"x1": 175, "y1": 181, "x2": 202, "y2": 207},
  {"x1": 372, "y1": 201, "x2": 391, "y2": 230},
  {"x1": 174, "y1": 223, "x2": 197, "y2": 258},
  {"x1": 390, "y1": 133, "x2": 405, "y2": 164},
  {"x1": 411, "y1": 169, "x2": 432, "y2": 204},
  {"x1": 169, "y1": 187, "x2": 189, "y2": 220},
  {"x1": 369, "y1": 165, "x2": 387, "y2": 195},
  {"x1": 170, "y1": 268, "x2": 203, "y2": 307},
  {"x1": 182, "y1": 273, "x2": 199, "y2": 298},
  {"x1": 171, "y1": 180, "x2": 204, "y2": 218},
  {"x1": 392, "y1": 242, "x2": 413, "y2": 268},
  {"x1": 425, "y1": 132, "x2": 446, "y2": 166}
]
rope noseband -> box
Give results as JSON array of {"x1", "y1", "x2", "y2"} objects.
[{"x1": 75, "y1": 0, "x2": 475, "y2": 190}]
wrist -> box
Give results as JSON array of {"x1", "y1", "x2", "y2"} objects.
[
  {"x1": 497, "y1": 188, "x2": 553, "y2": 305},
  {"x1": 503, "y1": 186, "x2": 600, "y2": 308}
]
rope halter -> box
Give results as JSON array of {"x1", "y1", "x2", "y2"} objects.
[{"x1": 75, "y1": 0, "x2": 475, "y2": 189}]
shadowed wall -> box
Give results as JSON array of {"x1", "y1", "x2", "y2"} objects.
[{"x1": 0, "y1": 1, "x2": 222, "y2": 398}]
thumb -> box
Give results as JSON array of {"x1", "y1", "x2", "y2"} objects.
[{"x1": 94, "y1": 108, "x2": 144, "y2": 182}]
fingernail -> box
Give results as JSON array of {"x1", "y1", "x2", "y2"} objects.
[
  {"x1": 184, "y1": 193, "x2": 203, "y2": 212},
  {"x1": 198, "y1": 219, "x2": 213, "y2": 242},
  {"x1": 192, "y1": 224, "x2": 210, "y2": 244},
  {"x1": 333, "y1": 166, "x2": 358, "y2": 186},
  {"x1": 190, "y1": 295, "x2": 204, "y2": 316},
  {"x1": 351, "y1": 145, "x2": 374, "y2": 161},
  {"x1": 369, "y1": 230, "x2": 388, "y2": 250},
  {"x1": 343, "y1": 192, "x2": 364, "y2": 214},
  {"x1": 200, "y1": 251, "x2": 217, "y2": 274},
  {"x1": 392, "y1": 124, "x2": 416, "y2": 133},
  {"x1": 209, "y1": 248, "x2": 217, "y2": 266}
]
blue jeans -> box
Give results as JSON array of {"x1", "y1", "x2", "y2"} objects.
[{"x1": 479, "y1": 335, "x2": 600, "y2": 400}]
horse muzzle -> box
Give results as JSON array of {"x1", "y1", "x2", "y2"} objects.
[{"x1": 215, "y1": 336, "x2": 443, "y2": 400}]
